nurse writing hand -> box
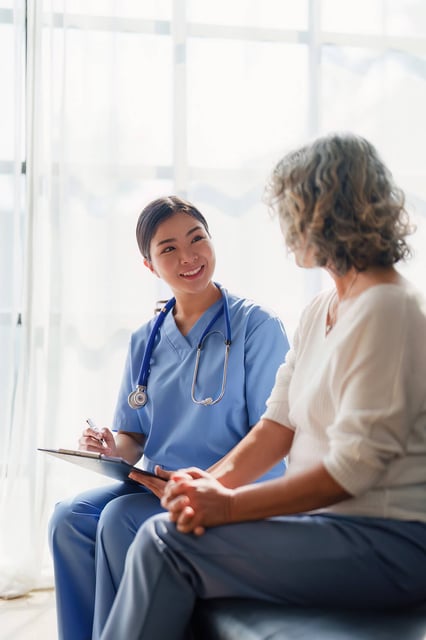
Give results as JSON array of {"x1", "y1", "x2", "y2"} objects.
[
  {"x1": 78, "y1": 421, "x2": 145, "y2": 465},
  {"x1": 78, "y1": 419, "x2": 108, "y2": 451},
  {"x1": 49, "y1": 195, "x2": 289, "y2": 640}
]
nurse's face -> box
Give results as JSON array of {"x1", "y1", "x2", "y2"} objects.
[{"x1": 145, "y1": 212, "x2": 216, "y2": 294}]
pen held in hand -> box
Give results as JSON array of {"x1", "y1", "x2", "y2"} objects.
[{"x1": 86, "y1": 418, "x2": 106, "y2": 447}]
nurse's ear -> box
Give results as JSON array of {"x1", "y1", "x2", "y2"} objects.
[{"x1": 143, "y1": 258, "x2": 159, "y2": 277}]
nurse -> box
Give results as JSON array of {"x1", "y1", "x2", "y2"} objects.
[{"x1": 48, "y1": 195, "x2": 289, "y2": 640}]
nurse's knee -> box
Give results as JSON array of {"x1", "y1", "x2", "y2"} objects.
[
  {"x1": 48, "y1": 498, "x2": 98, "y2": 553},
  {"x1": 97, "y1": 492, "x2": 161, "y2": 548},
  {"x1": 97, "y1": 496, "x2": 128, "y2": 549},
  {"x1": 49, "y1": 500, "x2": 72, "y2": 548}
]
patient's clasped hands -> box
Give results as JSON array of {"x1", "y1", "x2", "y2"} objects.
[{"x1": 161, "y1": 468, "x2": 234, "y2": 535}]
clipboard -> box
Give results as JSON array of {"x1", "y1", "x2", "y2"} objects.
[{"x1": 38, "y1": 448, "x2": 164, "y2": 483}]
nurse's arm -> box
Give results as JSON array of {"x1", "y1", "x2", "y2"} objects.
[
  {"x1": 208, "y1": 418, "x2": 293, "y2": 488},
  {"x1": 114, "y1": 431, "x2": 146, "y2": 465}
]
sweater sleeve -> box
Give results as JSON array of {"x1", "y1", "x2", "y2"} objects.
[{"x1": 323, "y1": 289, "x2": 412, "y2": 496}]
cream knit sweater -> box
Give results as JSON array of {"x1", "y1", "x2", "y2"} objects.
[{"x1": 264, "y1": 283, "x2": 426, "y2": 522}]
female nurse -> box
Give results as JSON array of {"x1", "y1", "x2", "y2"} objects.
[{"x1": 48, "y1": 195, "x2": 289, "y2": 640}]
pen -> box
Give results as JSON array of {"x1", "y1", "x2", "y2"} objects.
[{"x1": 86, "y1": 418, "x2": 106, "y2": 446}]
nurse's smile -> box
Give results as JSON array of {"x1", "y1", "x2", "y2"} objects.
[{"x1": 181, "y1": 265, "x2": 204, "y2": 279}]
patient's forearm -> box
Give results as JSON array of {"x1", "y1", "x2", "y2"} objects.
[{"x1": 229, "y1": 463, "x2": 351, "y2": 523}]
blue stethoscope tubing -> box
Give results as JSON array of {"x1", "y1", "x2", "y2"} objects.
[{"x1": 128, "y1": 283, "x2": 232, "y2": 409}]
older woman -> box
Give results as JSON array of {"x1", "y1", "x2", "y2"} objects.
[{"x1": 99, "y1": 133, "x2": 426, "y2": 640}]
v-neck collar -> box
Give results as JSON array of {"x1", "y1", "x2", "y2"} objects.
[{"x1": 162, "y1": 296, "x2": 225, "y2": 351}]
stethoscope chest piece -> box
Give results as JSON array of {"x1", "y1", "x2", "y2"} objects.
[{"x1": 128, "y1": 385, "x2": 148, "y2": 409}]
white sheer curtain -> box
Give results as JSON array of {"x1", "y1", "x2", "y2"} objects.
[
  {"x1": 0, "y1": 0, "x2": 425, "y2": 598},
  {"x1": 0, "y1": 0, "x2": 28, "y2": 598}
]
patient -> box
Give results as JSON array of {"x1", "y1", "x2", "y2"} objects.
[{"x1": 99, "y1": 132, "x2": 426, "y2": 640}]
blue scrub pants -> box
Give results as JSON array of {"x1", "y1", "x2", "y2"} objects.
[
  {"x1": 99, "y1": 512, "x2": 426, "y2": 640},
  {"x1": 48, "y1": 482, "x2": 165, "y2": 640}
]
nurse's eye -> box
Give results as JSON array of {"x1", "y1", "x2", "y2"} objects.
[
  {"x1": 191, "y1": 234, "x2": 205, "y2": 243},
  {"x1": 161, "y1": 245, "x2": 175, "y2": 254}
]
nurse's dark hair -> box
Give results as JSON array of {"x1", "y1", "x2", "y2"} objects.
[
  {"x1": 136, "y1": 196, "x2": 210, "y2": 261},
  {"x1": 264, "y1": 132, "x2": 413, "y2": 275}
]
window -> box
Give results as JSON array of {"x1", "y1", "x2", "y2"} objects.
[{"x1": 1, "y1": 0, "x2": 425, "y2": 595}]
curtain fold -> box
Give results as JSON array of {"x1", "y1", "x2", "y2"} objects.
[{"x1": 0, "y1": 0, "x2": 54, "y2": 597}]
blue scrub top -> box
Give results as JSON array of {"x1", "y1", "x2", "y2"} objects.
[{"x1": 113, "y1": 290, "x2": 289, "y2": 480}]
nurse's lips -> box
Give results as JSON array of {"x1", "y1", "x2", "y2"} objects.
[{"x1": 180, "y1": 265, "x2": 204, "y2": 278}]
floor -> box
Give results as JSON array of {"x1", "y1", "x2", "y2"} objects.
[{"x1": 0, "y1": 589, "x2": 58, "y2": 640}]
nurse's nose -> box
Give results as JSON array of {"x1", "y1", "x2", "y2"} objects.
[{"x1": 180, "y1": 248, "x2": 198, "y2": 264}]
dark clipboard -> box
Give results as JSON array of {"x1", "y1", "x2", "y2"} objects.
[{"x1": 38, "y1": 448, "x2": 164, "y2": 483}]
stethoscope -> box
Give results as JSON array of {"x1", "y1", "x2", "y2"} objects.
[{"x1": 128, "y1": 283, "x2": 232, "y2": 409}]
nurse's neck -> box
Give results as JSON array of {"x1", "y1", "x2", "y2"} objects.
[{"x1": 173, "y1": 282, "x2": 222, "y2": 336}]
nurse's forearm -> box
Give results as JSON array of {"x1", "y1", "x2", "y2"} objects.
[
  {"x1": 115, "y1": 432, "x2": 145, "y2": 465},
  {"x1": 209, "y1": 419, "x2": 293, "y2": 488}
]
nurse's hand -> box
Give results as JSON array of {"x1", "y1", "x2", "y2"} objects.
[
  {"x1": 162, "y1": 467, "x2": 234, "y2": 535},
  {"x1": 128, "y1": 467, "x2": 172, "y2": 499},
  {"x1": 78, "y1": 426, "x2": 116, "y2": 456}
]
